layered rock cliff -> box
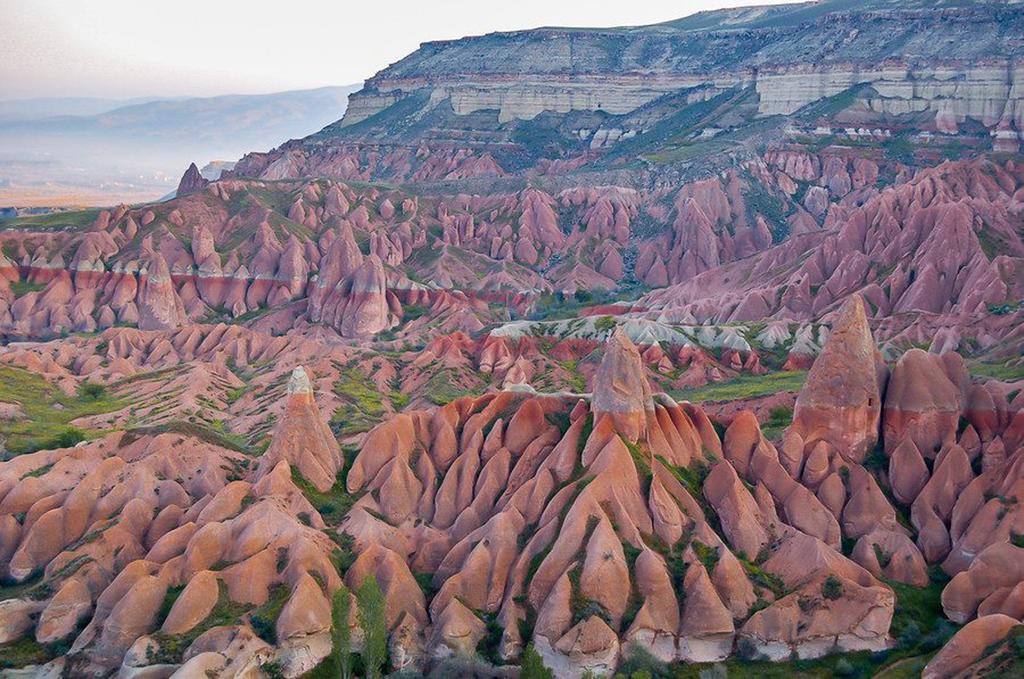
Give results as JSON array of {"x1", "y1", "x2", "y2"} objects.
[{"x1": 337, "y1": 2, "x2": 1024, "y2": 130}]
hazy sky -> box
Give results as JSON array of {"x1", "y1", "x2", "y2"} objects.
[{"x1": 1, "y1": 0, "x2": 798, "y2": 100}]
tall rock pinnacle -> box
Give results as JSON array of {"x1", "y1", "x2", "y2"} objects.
[
  {"x1": 175, "y1": 162, "x2": 209, "y2": 198},
  {"x1": 790, "y1": 295, "x2": 886, "y2": 462},
  {"x1": 137, "y1": 250, "x2": 186, "y2": 331},
  {"x1": 256, "y1": 366, "x2": 342, "y2": 492},
  {"x1": 592, "y1": 326, "x2": 654, "y2": 443}
]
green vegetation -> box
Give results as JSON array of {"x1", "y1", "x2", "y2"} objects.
[
  {"x1": 655, "y1": 455, "x2": 721, "y2": 534},
  {"x1": 331, "y1": 363, "x2": 413, "y2": 435},
  {"x1": 0, "y1": 637, "x2": 58, "y2": 669},
  {"x1": 204, "y1": 303, "x2": 272, "y2": 326},
  {"x1": 121, "y1": 419, "x2": 251, "y2": 455},
  {"x1": 476, "y1": 610, "x2": 505, "y2": 666},
  {"x1": 422, "y1": 371, "x2": 477, "y2": 406},
  {"x1": 741, "y1": 558, "x2": 788, "y2": 599},
  {"x1": 520, "y1": 643, "x2": 555, "y2": 679},
  {"x1": 743, "y1": 177, "x2": 791, "y2": 244},
  {"x1": 672, "y1": 370, "x2": 807, "y2": 403},
  {"x1": 692, "y1": 540, "x2": 720, "y2": 573},
  {"x1": 332, "y1": 367, "x2": 387, "y2": 436},
  {"x1": 675, "y1": 652, "x2": 902, "y2": 678},
  {"x1": 527, "y1": 287, "x2": 645, "y2": 323},
  {"x1": 821, "y1": 575, "x2": 844, "y2": 600},
  {"x1": 977, "y1": 228, "x2": 1009, "y2": 260},
  {"x1": 987, "y1": 300, "x2": 1023, "y2": 316},
  {"x1": 356, "y1": 576, "x2": 388, "y2": 679},
  {"x1": 762, "y1": 405, "x2": 794, "y2": 440},
  {"x1": 250, "y1": 583, "x2": 291, "y2": 644},
  {"x1": 1, "y1": 208, "x2": 102, "y2": 231},
  {"x1": 564, "y1": 516, "x2": 612, "y2": 627},
  {"x1": 595, "y1": 315, "x2": 617, "y2": 333},
  {"x1": 622, "y1": 437, "x2": 654, "y2": 496},
  {"x1": 794, "y1": 83, "x2": 872, "y2": 120},
  {"x1": 401, "y1": 304, "x2": 431, "y2": 322},
  {"x1": 969, "y1": 360, "x2": 1024, "y2": 383},
  {"x1": 976, "y1": 625, "x2": 1024, "y2": 676},
  {"x1": 290, "y1": 467, "x2": 359, "y2": 527},
  {"x1": 0, "y1": 366, "x2": 127, "y2": 456},
  {"x1": 9, "y1": 280, "x2": 45, "y2": 298},
  {"x1": 610, "y1": 87, "x2": 748, "y2": 166},
  {"x1": 886, "y1": 569, "x2": 953, "y2": 647},
  {"x1": 148, "y1": 582, "x2": 251, "y2": 664}
]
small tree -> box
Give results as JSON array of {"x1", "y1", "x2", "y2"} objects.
[
  {"x1": 356, "y1": 576, "x2": 387, "y2": 679},
  {"x1": 332, "y1": 584, "x2": 352, "y2": 679},
  {"x1": 520, "y1": 643, "x2": 554, "y2": 679}
]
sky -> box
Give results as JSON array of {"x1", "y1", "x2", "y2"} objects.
[{"x1": 0, "y1": 0, "x2": 798, "y2": 101}]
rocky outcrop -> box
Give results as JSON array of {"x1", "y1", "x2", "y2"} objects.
[
  {"x1": 923, "y1": 614, "x2": 1021, "y2": 679},
  {"x1": 0, "y1": 426, "x2": 344, "y2": 676},
  {"x1": 338, "y1": 331, "x2": 897, "y2": 674},
  {"x1": 256, "y1": 366, "x2": 342, "y2": 492},
  {"x1": 640, "y1": 158, "x2": 1024, "y2": 347},
  {"x1": 0, "y1": 2, "x2": 1022, "y2": 677},
  {"x1": 788, "y1": 295, "x2": 885, "y2": 464},
  {"x1": 592, "y1": 327, "x2": 654, "y2": 442},
  {"x1": 176, "y1": 163, "x2": 210, "y2": 198},
  {"x1": 137, "y1": 250, "x2": 187, "y2": 331},
  {"x1": 335, "y1": 4, "x2": 1024, "y2": 133},
  {"x1": 308, "y1": 224, "x2": 398, "y2": 337}
]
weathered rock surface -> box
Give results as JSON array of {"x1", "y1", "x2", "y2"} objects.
[
  {"x1": 256, "y1": 366, "x2": 342, "y2": 493},
  {"x1": 789, "y1": 295, "x2": 884, "y2": 463}
]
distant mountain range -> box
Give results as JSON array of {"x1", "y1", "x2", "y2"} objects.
[
  {"x1": 0, "y1": 85, "x2": 359, "y2": 207},
  {"x1": 0, "y1": 96, "x2": 171, "y2": 123}
]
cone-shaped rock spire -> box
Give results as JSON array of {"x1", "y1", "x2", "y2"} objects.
[
  {"x1": 256, "y1": 366, "x2": 342, "y2": 492},
  {"x1": 790, "y1": 295, "x2": 885, "y2": 462},
  {"x1": 593, "y1": 326, "x2": 654, "y2": 443}
]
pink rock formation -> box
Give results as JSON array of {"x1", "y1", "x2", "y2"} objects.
[
  {"x1": 789, "y1": 295, "x2": 885, "y2": 464},
  {"x1": 256, "y1": 366, "x2": 342, "y2": 492},
  {"x1": 176, "y1": 162, "x2": 210, "y2": 198}
]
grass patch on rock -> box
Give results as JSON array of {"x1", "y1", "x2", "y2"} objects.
[
  {"x1": 290, "y1": 467, "x2": 360, "y2": 527},
  {"x1": 0, "y1": 366, "x2": 127, "y2": 456},
  {"x1": 0, "y1": 637, "x2": 59, "y2": 669},
  {"x1": 148, "y1": 582, "x2": 251, "y2": 664},
  {"x1": 672, "y1": 370, "x2": 807, "y2": 403},
  {"x1": 121, "y1": 419, "x2": 251, "y2": 454}
]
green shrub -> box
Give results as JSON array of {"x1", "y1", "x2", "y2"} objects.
[
  {"x1": 476, "y1": 612, "x2": 504, "y2": 665},
  {"x1": 872, "y1": 543, "x2": 893, "y2": 568},
  {"x1": 822, "y1": 575, "x2": 844, "y2": 600},
  {"x1": 77, "y1": 382, "x2": 106, "y2": 400},
  {"x1": 736, "y1": 636, "x2": 765, "y2": 661},
  {"x1": 897, "y1": 620, "x2": 922, "y2": 648},
  {"x1": 0, "y1": 366, "x2": 127, "y2": 456},
  {"x1": 833, "y1": 658, "x2": 855, "y2": 676},
  {"x1": 520, "y1": 643, "x2": 554, "y2": 679},
  {"x1": 616, "y1": 646, "x2": 667, "y2": 677},
  {"x1": 594, "y1": 316, "x2": 617, "y2": 333},
  {"x1": 692, "y1": 541, "x2": 720, "y2": 573},
  {"x1": 250, "y1": 584, "x2": 290, "y2": 644}
]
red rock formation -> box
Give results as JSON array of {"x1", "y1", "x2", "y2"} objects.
[
  {"x1": 256, "y1": 366, "x2": 342, "y2": 492},
  {"x1": 923, "y1": 614, "x2": 1021, "y2": 679},
  {"x1": 176, "y1": 162, "x2": 210, "y2": 198},
  {"x1": 335, "y1": 331, "x2": 896, "y2": 674},
  {"x1": 789, "y1": 295, "x2": 885, "y2": 464},
  {"x1": 137, "y1": 250, "x2": 186, "y2": 332},
  {"x1": 592, "y1": 327, "x2": 654, "y2": 443}
]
